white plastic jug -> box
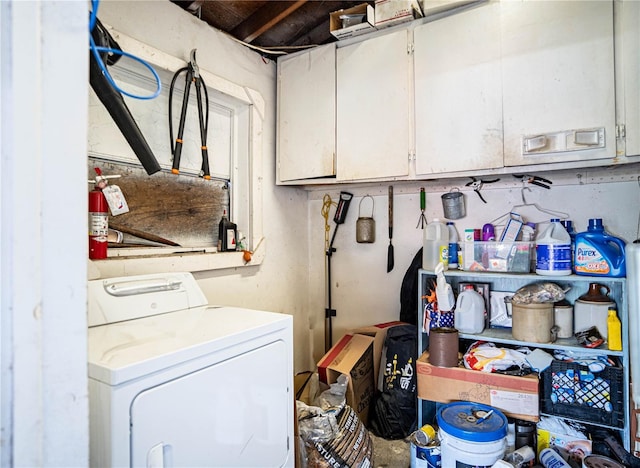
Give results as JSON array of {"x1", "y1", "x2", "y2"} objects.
[
  {"x1": 454, "y1": 286, "x2": 485, "y2": 334},
  {"x1": 423, "y1": 219, "x2": 449, "y2": 271},
  {"x1": 535, "y1": 218, "x2": 572, "y2": 276}
]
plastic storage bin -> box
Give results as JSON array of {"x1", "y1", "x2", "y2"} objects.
[
  {"x1": 541, "y1": 359, "x2": 624, "y2": 428},
  {"x1": 461, "y1": 242, "x2": 532, "y2": 273}
]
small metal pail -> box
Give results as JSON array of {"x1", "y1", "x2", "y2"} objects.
[
  {"x1": 356, "y1": 195, "x2": 375, "y2": 243},
  {"x1": 441, "y1": 188, "x2": 466, "y2": 220}
]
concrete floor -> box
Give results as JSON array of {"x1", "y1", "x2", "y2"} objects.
[{"x1": 371, "y1": 434, "x2": 412, "y2": 468}]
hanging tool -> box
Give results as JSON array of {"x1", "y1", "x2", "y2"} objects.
[
  {"x1": 465, "y1": 176, "x2": 500, "y2": 204},
  {"x1": 416, "y1": 187, "x2": 427, "y2": 229},
  {"x1": 109, "y1": 223, "x2": 180, "y2": 247},
  {"x1": 387, "y1": 186, "x2": 394, "y2": 273},
  {"x1": 513, "y1": 174, "x2": 552, "y2": 189},
  {"x1": 324, "y1": 192, "x2": 353, "y2": 352},
  {"x1": 168, "y1": 49, "x2": 211, "y2": 179}
]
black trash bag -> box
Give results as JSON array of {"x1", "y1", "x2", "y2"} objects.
[
  {"x1": 400, "y1": 248, "x2": 423, "y2": 325},
  {"x1": 368, "y1": 323, "x2": 417, "y2": 439}
]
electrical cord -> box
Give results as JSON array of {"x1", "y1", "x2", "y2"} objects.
[{"x1": 89, "y1": 0, "x2": 161, "y2": 100}]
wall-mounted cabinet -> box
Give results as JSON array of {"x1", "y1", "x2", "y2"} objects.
[
  {"x1": 501, "y1": 1, "x2": 616, "y2": 167},
  {"x1": 277, "y1": 44, "x2": 336, "y2": 182},
  {"x1": 336, "y1": 29, "x2": 412, "y2": 181},
  {"x1": 414, "y1": 1, "x2": 503, "y2": 175},
  {"x1": 276, "y1": 0, "x2": 635, "y2": 185},
  {"x1": 618, "y1": 0, "x2": 640, "y2": 158}
]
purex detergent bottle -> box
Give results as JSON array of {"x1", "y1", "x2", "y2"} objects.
[{"x1": 574, "y1": 218, "x2": 626, "y2": 277}]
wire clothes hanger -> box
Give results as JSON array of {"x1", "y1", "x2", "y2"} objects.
[{"x1": 490, "y1": 185, "x2": 569, "y2": 226}]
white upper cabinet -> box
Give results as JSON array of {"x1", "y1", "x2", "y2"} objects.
[
  {"x1": 336, "y1": 30, "x2": 412, "y2": 181},
  {"x1": 618, "y1": 0, "x2": 640, "y2": 158},
  {"x1": 501, "y1": 0, "x2": 616, "y2": 166},
  {"x1": 414, "y1": 2, "x2": 503, "y2": 175},
  {"x1": 277, "y1": 44, "x2": 336, "y2": 182}
]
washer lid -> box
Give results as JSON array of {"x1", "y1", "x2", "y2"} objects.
[
  {"x1": 437, "y1": 401, "x2": 507, "y2": 442},
  {"x1": 88, "y1": 306, "x2": 291, "y2": 386}
]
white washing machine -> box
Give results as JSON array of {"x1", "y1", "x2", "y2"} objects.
[{"x1": 87, "y1": 272, "x2": 294, "y2": 467}]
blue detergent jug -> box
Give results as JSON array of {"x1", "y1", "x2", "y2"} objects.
[{"x1": 574, "y1": 218, "x2": 626, "y2": 277}]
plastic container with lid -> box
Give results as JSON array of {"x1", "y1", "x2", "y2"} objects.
[
  {"x1": 423, "y1": 219, "x2": 449, "y2": 271},
  {"x1": 437, "y1": 402, "x2": 507, "y2": 468},
  {"x1": 454, "y1": 285, "x2": 485, "y2": 334},
  {"x1": 535, "y1": 218, "x2": 572, "y2": 276},
  {"x1": 574, "y1": 218, "x2": 626, "y2": 277}
]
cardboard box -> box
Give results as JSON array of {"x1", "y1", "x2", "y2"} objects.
[
  {"x1": 317, "y1": 334, "x2": 375, "y2": 423},
  {"x1": 417, "y1": 352, "x2": 539, "y2": 422},
  {"x1": 350, "y1": 321, "x2": 405, "y2": 386},
  {"x1": 375, "y1": 0, "x2": 423, "y2": 29},
  {"x1": 330, "y1": 3, "x2": 376, "y2": 40}
]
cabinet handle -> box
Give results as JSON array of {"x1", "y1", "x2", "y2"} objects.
[
  {"x1": 523, "y1": 135, "x2": 548, "y2": 153},
  {"x1": 574, "y1": 130, "x2": 601, "y2": 146},
  {"x1": 147, "y1": 443, "x2": 168, "y2": 467},
  {"x1": 522, "y1": 127, "x2": 605, "y2": 155}
]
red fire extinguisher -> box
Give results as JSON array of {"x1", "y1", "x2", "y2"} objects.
[
  {"x1": 88, "y1": 168, "x2": 113, "y2": 259},
  {"x1": 89, "y1": 168, "x2": 109, "y2": 259}
]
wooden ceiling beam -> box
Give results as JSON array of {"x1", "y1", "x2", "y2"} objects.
[{"x1": 231, "y1": 0, "x2": 308, "y2": 43}]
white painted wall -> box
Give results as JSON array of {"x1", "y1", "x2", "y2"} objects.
[
  {"x1": 1, "y1": 0, "x2": 88, "y2": 464},
  {"x1": 307, "y1": 168, "x2": 640, "y2": 363},
  {"x1": 97, "y1": 1, "x2": 313, "y2": 370}
]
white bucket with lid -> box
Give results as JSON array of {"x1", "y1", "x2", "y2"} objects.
[{"x1": 437, "y1": 402, "x2": 507, "y2": 468}]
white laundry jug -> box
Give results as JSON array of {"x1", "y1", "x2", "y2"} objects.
[
  {"x1": 423, "y1": 219, "x2": 449, "y2": 271},
  {"x1": 454, "y1": 286, "x2": 485, "y2": 334}
]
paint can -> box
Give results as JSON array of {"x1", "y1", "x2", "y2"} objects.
[
  {"x1": 410, "y1": 429, "x2": 441, "y2": 468},
  {"x1": 428, "y1": 327, "x2": 459, "y2": 367},
  {"x1": 436, "y1": 402, "x2": 507, "y2": 467},
  {"x1": 441, "y1": 188, "x2": 465, "y2": 220}
]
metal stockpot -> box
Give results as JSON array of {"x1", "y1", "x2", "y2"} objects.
[{"x1": 356, "y1": 195, "x2": 375, "y2": 243}]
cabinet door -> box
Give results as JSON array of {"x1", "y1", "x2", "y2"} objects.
[
  {"x1": 277, "y1": 45, "x2": 336, "y2": 182},
  {"x1": 336, "y1": 30, "x2": 411, "y2": 181},
  {"x1": 414, "y1": 2, "x2": 503, "y2": 175},
  {"x1": 619, "y1": 1, "x2": 640, "y2": 157},
  {"x1": 501, "y1": 1, "x2": 616, "y2": 166}
]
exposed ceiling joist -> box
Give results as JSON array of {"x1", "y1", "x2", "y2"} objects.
[{"x1": 232, "y1": 0, "x2": 308, "y2": 43}]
